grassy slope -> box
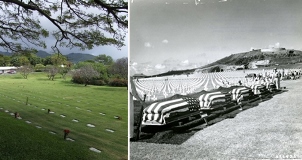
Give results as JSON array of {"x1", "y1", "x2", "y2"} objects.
[
  {"x1": 0, "y1": 111, "x2": 94, "y2": 160},
  {"x1": 0, "y1": 73, "x2": 127, "y2": 160}
]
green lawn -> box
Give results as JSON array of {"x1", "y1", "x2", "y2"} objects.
[{"x1": 0, "y1": 73, "x2": 128, "y2": 160}]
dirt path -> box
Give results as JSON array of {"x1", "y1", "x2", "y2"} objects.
[{"x1": 130, "y1": 79, "x2": 302, "y2": 160}]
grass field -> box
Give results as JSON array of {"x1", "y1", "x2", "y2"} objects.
[{"x1": 0, "y1": 72, "x2": 128, "y2": 159}]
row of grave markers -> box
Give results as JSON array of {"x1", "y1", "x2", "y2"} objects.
[{"x1": 0, "y1": 92, "x2": 123, "y2": 154}]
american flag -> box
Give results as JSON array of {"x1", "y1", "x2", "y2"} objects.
[
  {"x1": 199, "y1": 91, "x2": 228, "y2": 108},
  {"x1": 230, "y1": 87, "x2": 252, "y2": 101},
  {"x1": 142, "y1": 97, "x2": 200, "y2": 125},
  {"x1": 183, "y1": 97, "x2": 200, "y2": 111}
]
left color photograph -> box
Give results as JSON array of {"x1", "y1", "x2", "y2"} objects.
[{"x1": 0, "y1": 0, "x2": 128, "y2": 159}]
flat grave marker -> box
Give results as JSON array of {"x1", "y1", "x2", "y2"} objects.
[
  {"x1": 87, "y1": 124, "x2": 95, "y2": 128},
  {"x1": 89, "y1": 147, "x2": 101, "y2": 153}
]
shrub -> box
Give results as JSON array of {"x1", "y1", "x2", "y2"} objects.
[
  {"x1": 34, "y1": 64, "x2": 45, "y2": 72},
  {"x1": 108, "y1": 79, "x2": 127, "y2": 87},
  {"x1": 91, "y1": 79, "x2": 106, "y2": 86}
]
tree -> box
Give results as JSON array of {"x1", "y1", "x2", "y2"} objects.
[
  {"x1": 0, "y1": 54, "x2": 11, "y2": 66},
  {"x1": 95, "y1": 54, "x2": 114, "y2": 65},
  {"x1": 71, "y1": 65, "x2": 100, "y2": 86},
  {"x1": 74, "y1": 61, "x2": 109, "y2": 82},
  {"x1": 59, "y1": 66, "x2": 71, "y2": 80},
  {"x1": 10, "y1": 55, "x2": 30, "y2": 66},
  {"x1": 0, "y1": 0, "x2": 127, "y2": 53},
  {"x1": 17, "y1": 65, "x2": 33, "y2": 79},
  {"x1": 50, "y1": 54, "x2": 68, "y2": 66},
  {"x1": 45, "y1": 65, "x2": 58, "y2": 80},
  {"x1": 34, "y1": 63, "x2": 45, "y2": 72},
  {"x1": 111, "y1": 57, "x2": 127, "y2": 79},
  {"x1": 43, "y1": 56, "x2": 52, "y2": 66},
  {"x1": 28, "y1": 54, "x2": 42, "y2": 67}
]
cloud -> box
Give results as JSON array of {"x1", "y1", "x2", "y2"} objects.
[
  {"x1": 144, "y1": 42, "x2": 152, "y2": 48},
  {"x1": 155, "y1": 64, "x2": 166, "y2": 69},
  {"x1": 181, "y1": 60, "x2": 189, "y2": 65},
  {"x1": 162, "y1": 39, "x2": 169, "y2": 44},
  {"x1": 275, "y1": 42, "x2": 280, "y2": 48},
  {"x1": 218, "y1": 0, "x2": 227, "y2": 2}
]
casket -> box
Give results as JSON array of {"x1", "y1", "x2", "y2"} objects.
[
  {"x1": 266, "y1": 82, "x2": 276, "y2": 91},
  {"x1": 250, "y1": 84, "x2": 267, "y2": 95},
  {"x1": 230, "y1": 86, "x2": 253, "y2": 101},
  {"x1": 198, "y1": 91, "x2": 231, "y2": 110},
  {"x1": 142, "y1": 97, "x2": 200, "y2": 125}
]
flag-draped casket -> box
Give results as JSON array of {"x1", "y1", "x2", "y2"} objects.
[
  {"x1": 197, "y1": 91, "x2": 231, "y2": 109},
  {"x1": 266, "y1": 82, "x2": 276, "y2": 91},
  {"x1": 142, "y1": 97, "x2": 200, "y2": 125},
  {"x1": 250, "y1": 84, "x2": 267, "y2": 95},
  {"x1": 229, "y1": 86, "x2": 253, "y2": 101}
]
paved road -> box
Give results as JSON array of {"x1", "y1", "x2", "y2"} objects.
[{"x1": 130, "y1": 79, "x2": 302, "y2": 160}]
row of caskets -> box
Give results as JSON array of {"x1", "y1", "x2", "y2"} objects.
[{"x1": 142, "y1": 83, "x2": 276, "y2": 126}]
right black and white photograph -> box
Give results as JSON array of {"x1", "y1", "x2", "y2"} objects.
[{"x1": 129, "y1": 0, "x2": 302, "y2": 159}]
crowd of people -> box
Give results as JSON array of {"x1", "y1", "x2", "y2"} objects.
[{"x1": 241, "y1": 68, "x2": 302, "y2": 90}]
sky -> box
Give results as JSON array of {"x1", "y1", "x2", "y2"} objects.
[
  {"x1": 129, "y1": 0, "x2": 302, "y2": 75},
  {"x1": 0, "y1": 2, "x2": 128, "y2": 60},
  {"x1": 37, "y1": 16, "x2": 128, "y2": 60}
]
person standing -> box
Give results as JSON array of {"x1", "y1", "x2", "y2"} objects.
[{"x1": 273, "y1": 68, "x2": 281, "y2": 89}]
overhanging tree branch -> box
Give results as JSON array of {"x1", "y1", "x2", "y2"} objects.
[{"x1": 0, "y1": 0, "x2": 128, "y2": 54}]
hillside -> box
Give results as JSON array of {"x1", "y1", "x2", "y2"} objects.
[
  {"x1": 66, "y1": 53, "x2": 96, "y2": 63},
  {"x1": 0, "y1": 51, "x2": 12, "y2": 56},
  {"x1": 0, "y1": 50, "x2": 96, "y2": 63},
  {"x1": 36, "y1": 50, "x2": 51, "y2": 58},
  {"x1": 145, "y1": 49, "x2": 302, "y2": 77},
  {"x1": 203, "y1": 49, "x2": 302, "y2": 69}
]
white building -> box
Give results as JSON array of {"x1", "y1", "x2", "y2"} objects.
[
  {"x1": 0, "y1": 67, "x2": 18, "y2": 74},
  {"x1": 249, "y1": 60, "x2": 270, "y2": 69}
]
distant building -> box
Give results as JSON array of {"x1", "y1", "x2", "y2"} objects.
[
  {"x1": 250, "y1": 49, "x2": 261, "y2": 52},
  {"x1": 261, "y1": 47, "x2": 286, "y2": 52},
  {"x1": 249, "y1": 60, "x2": 270, "y2": 69},
  {"x1": 0, "y1": 67, "x2": 17, "y2": 74},
  {"x1": 132, "y1": 73, "x2": 148, "y2": 79},
  {"x1": 235, "y1": 65, "x2": 245, "y2": 70}
]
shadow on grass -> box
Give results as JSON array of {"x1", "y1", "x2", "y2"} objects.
[
  {"x1": 134, "y1": 90, "x2": 289, "y2": 145},
  {"x1": 92, "y1": 86, "x2": 127, "y2": 92},
  {"x1": 9, "y1": 76, "x2": 25, "y2": 79},
  {"x1": 36, "y1": 77, "x2": 52, "y2": 81}
]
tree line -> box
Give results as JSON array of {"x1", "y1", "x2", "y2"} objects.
[{"x1": 0, "y1": 53, "x2": 128, "y2": 87}]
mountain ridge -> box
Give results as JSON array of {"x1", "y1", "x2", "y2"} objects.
[
  {"x1": 144, "y1": 49, "x2": 302, "y2": 77},
  {"x1": 0, "y1": 50, "x2": 96, "y2": 63}
]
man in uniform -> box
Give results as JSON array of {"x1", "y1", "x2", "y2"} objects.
[{"x1": 273, "y1": 68, "x2": 281, "y2": 89}]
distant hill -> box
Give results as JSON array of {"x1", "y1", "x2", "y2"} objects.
[
  {"x1": 0, "y1": 50, "x2": 96, "y2": 63},
  {"x1": 36, "y1": 50, "x2": 51, "y2": 58},
  {"x1": 0, "y1": 51, "x2": 12, "y2": 56},
  {"x1": 203, "y1": 49, "x2": 302, "y2": 67},
  {"x1": 0, "y1": 50, "x2": 50, "y2": 57},
  {"x1": 200, "y1": 49, "x2": 302, "y2": 70},
  {"x1": 66, "y1": 53, "x2": 96, "y2": 63},
  {"x1": 145, "y1": 49, "x2": 302, "y2": 77}
]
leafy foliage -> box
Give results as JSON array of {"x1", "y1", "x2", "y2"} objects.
[
  {"x1": 0, "y1": 0, "x2": 128, "y2": 53},
  {"x1": 110, "y1": 57, "x2": 127, "y2": 79},
  {"x1": 10, "y1": 55, "x2": 30, "y2": 66},
  {"x1": 94, "y1": 54, "x2": 114, "y2": 65},
  {"x1": 34, "y1": 63, "x2": 45, "y2": 72},
  {"x1": 71, "y1": 64, "x2": 100, "y2": 86},
  {"x1": 108, "y1": 78, "x2": 127, "y2": 87}
]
